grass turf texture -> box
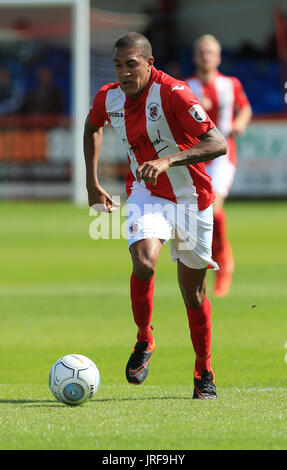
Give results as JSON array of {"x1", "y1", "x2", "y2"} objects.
[{"x1": 0, "y1": 200, "x2": 286, "y2": 450}]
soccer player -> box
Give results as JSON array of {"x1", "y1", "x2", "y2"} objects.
[
  {"x1": 84, "y1": 32, "x2": 227, "y2": 399},
  {"x1": 186, "y1": 35, "x2": 252, "y2": 297}
]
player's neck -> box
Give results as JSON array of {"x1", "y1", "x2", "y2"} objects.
[{"x1": 197, "y1": 69, "x2": 218, "y2": 83}]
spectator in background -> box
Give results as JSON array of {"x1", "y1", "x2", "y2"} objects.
[
  {"x1": 21, "y1": 65, "x2": 63, "y2": 115},
  {"x1": 186, "y1": 35, "x2": 252, "y2": 297},
  {"x1": 0, "y1": 67, "x2": 24, "y2": 115}
]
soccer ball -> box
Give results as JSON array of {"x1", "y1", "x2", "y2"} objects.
[{"x1": 49, "y1": 354, "x2": 100, "y2": 406}]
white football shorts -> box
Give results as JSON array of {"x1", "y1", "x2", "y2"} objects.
[
  {"x1": 205, "y1": 154, "x2": 236, "y2": 198},
  {"x1": 125, "y1": 193, "x2": 219, "y2": 270}
]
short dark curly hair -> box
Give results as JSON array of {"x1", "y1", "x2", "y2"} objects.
[{"x1": 114, "y1": 32, "x2": 153, "y2": 59}]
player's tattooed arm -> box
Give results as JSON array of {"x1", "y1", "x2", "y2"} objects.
[
  {"x1": 136, "y1": 127, "x2": 227, "y2": 185},
  {"x1": 169, "y1": 127, "x2": 227, "y2": 167}
]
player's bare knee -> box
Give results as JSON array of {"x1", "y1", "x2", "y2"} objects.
[
  {"x1": 130, "y1": 241, "x2": 159, "y2": 280},
  {"x1": 184, "y1": 291, "x2": 205, "y2": 309},
  {"x1": 132, "y1": 257, "x2": 155, "y2": 280}
]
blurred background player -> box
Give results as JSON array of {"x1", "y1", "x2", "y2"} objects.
[{"x1": 186, "y1": 35, "x2": 252, "y2": 297}]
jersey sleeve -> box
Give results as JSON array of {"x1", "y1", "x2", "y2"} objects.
[
  {"x1": 232, "y1": 77, "x2": 250, "y2": 109},
  {"x1": 89, "y1": 87, "x2": 110, "y2": 128},
  {"x1": 169, "y1": 83, "x2": 215, "y2": 138}
]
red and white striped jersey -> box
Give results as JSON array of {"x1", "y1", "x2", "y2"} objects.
[
  {"x1": 89, "y1": 66, "x2": 216, "y2": 211},
  {"x1": 186, "y1": 72, "x2": 250, "y2": 166}
]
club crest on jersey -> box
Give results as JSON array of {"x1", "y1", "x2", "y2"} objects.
[
  {"x1": 188, "y1": 104, "x2": 206, "y2": 122},
  {"x1": 147, "y1": 102, "x2": 161, "y2": 121}
]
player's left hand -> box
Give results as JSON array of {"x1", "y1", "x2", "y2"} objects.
[
  {"x1": 232, "y1": 120, "x2": 246, "y2": 136},
  {"x1": 136, "y1": 157, "x2": 171, "y2": 185}
]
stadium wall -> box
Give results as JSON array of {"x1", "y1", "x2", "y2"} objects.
[{"x1": 230, "y1": 116, "x2": 287, "y2": 198}]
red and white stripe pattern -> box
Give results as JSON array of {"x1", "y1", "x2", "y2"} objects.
[
  {"x1": 186, "y1": 72, "x2": 250, "y2": 166},
  {"x1": 89, "y1": 67, "x2": 216, "y2": 210}
]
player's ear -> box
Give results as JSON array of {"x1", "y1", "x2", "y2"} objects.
[{"x1": 148, "y1": 56, "x2": 154, "y2": 69}]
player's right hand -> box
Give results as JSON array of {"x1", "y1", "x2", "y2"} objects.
[{"x1": 87, "y1": 184, "x2": 120, "y2": 212}]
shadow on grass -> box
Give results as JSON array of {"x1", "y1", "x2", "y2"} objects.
[
  {"x1": 0, "y1": 395, "x2": 192, "y2": 406},
  {"x1": 0, "y1": 399, "x2": 58, "y2": 405}
]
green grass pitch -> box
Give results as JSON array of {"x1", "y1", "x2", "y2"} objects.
[{"x1": 0, "y1": 200, "x2": 286, "y2": 450}]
